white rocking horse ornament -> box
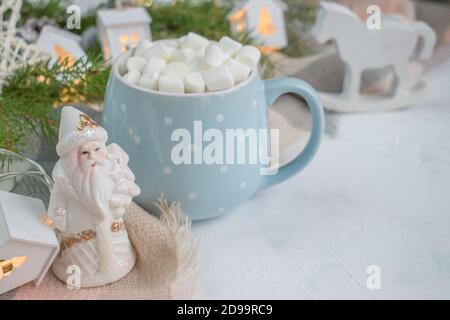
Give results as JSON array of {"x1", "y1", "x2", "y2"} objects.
[{"x1": 312, "y1": 1, "x2": 436, "y2": 112}]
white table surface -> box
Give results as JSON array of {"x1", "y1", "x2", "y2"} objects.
[{"x1": 193, "y1": 56, "x2": 450, "y2": 299}]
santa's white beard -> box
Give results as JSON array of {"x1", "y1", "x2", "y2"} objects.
[
  {"x1": 62, "y1": 156, "x2": 121, "y2": 275},
  {"x1": 64, "y1": 157, "x2": 114, "y2": 223}
]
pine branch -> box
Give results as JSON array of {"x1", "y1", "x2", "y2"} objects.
[
  {"x1": 19, "y1": 0, "x2": 278, "y2": 77},
  {"x1": 19, "y1": 0, "x2": 67, "y2": 27},
  {"x1": 0, "y1": 55, "x2": 110, "y2": 152},
  {"x1": 3, "y1": 0, "x2": 319, "y2": 154},
  {"x1": 149, "y1": 1, "x2": 234, "y2": 41}
]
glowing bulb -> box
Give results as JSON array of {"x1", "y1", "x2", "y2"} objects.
[
  {"x1": 53, "y1": 44, "x2": 77, "y2": 66},
  {"x1": 230, "y1": 9, "x2": 248, "y2": 33},
  {"x1": 0, "y1": 257, "x2": 27, "y2": 280},
  {"x1": 257, "y1": 6, "x2": 276, "y2": 36},
  {"x1": 130, "y1": 33, "x2": 140, "y2": 47},
  {"x1": 119, "y1": 34, "x2": 130, "y2": 53}
]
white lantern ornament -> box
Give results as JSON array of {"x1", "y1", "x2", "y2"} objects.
[
  {"x1": 96, "y1": 6, "x2": 152, "y2": 61},
  {"x1": 36, "y1": 25, "x2": 87, "y2": 67},
  {"x1": 0, "y1": 191, "x2": 59, "y2": 295},
  {"x1": 228, "y1": 0, "x2": 288, "y2": 52}
]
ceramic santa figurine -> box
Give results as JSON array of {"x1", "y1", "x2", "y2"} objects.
[{"x1": 48, "y1": 106, "x2": 140, "y2": 287}]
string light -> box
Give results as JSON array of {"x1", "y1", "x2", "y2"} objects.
[{"x1": 0, "y1": 257, "x2": 27, "y2": 280}]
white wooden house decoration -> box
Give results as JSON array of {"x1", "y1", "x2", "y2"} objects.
[
  {"x1": 0, "y1": 191, "x2": 59, "y2": 295},
  {"x1": 228, "y1": 0, "x2": 288, "y2": 52},
  {"x1": 96, "y1": 7, "x2": 152, "y2": 62},
  {"x1": 36, "y1": 25, "x2": 86, "y2": 67}
]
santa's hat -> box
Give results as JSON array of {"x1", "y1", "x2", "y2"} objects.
[{"x1": 56, "y1": 106, "x2": 108, "y2": 157}]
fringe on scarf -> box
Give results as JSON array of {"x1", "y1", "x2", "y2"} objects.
[{"x1": 155, "y1": 196, "x2": 199, "y2": 299}]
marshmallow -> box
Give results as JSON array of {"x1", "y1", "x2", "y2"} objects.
[
  {"x1": 178, "y1": 36, "x2": 188, "y2": 48},
  {"x1": 235, "y1": 45, "x2": 261, "y2": 69},
  {"x1": 122, "y1": 35, "x2": 255, "y2": 93},
  {"x1": 126, "y1": 56, "x2": 146, "y2": 74},
  {"x1": 144, "y1": 58, "x2": 167, "y2": 75},
  {"x1": 159, "y1": 75, "x2": 185, "y2": 94},
  {"x1": 138, "y1": 72, "x2": 159, "y2": 90},
  {"x1": 184, "y1": 72, "x2": 206, "y2": 93},
  {"x1": 188, "y1": 58, "x2": 203, "y2": 72},
  {"x1": 202, "y1": 65, "x2": 235, "y2": 92},
  {"x1": 196, "y1": 47, "x2": 206, "y2": 57},
  {"x1": 183, "y1": 32, "x2": 209, "y2": 50},
  {"x1": 218, "y1": 36, "x2": 242, "y2": 57},
  {"x1": 202, "y1": 44, "x2": 226, "y2": 68},
  {"x1": 159, "y1": 39, "x2": 179, "y2": 48},
  {"x1": 172, "y1": 48, "x2": 197, "y2": 64},
  {"x1": 162, "y1": 62, "x2": 188, "y2": 78},
  {"x1": 123, "y1": 70, "x2": 141, "y2": 85},
  {"x1": 134, "y1": 40, "x2": 153, "y2": 58},
  {"x1": 142, "y1": 43, "x2": 174, "y2": 61},
  {"x1": 225, "y1": 58, "x2": 251, "y2": 84}
]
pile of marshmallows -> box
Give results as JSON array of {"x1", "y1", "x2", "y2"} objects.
[{"x1": 122, "y1": 32, "x2": 261, "y2": 94}]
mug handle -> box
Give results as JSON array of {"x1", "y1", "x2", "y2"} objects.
[{"x1": 259, "y1": 77, "x2": 325, "y2": 190}]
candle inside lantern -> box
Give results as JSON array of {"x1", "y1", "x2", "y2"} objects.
[
  {"x1": 53, "y1": 44, "x2": 77, "y2": 66},
  {"x1": 229, "y1": 9, "x2": 247, "y2": 33},
  {"x1": 257, "y1": 6, "x2": 276, "y2": 35},
  {"x1": 119, "y1": 33, "x2": 141, "y2": 53},
  {"x1": 228, "y1": 0, "x2": 288, "y2": 52},
  {"x1": 0, "y1": 257, "x2": 27, "y2": 280}
]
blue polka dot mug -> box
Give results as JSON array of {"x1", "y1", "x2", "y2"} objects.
[{"x1": 103, "y1": 49, "x2": 324, "y2": 220}]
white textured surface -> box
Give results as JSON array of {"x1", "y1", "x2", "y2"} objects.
[{"x1": 193, "y1": 58, "x2": 450, "y2": 299}]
